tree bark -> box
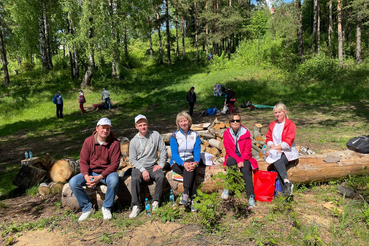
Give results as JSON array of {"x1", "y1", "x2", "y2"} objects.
[
  {"x1": 123, "y1": 23, "x2": 129, "y2": 62},
  {"x1": 297, "y1": 0, "x2": 304, "y2": 62},
  {"x1": 149, "y1": 31, "x2": 153, "y2": 58},
  {"x1": 165, "y1": 0, "x2": 171, "y2": 65},
  {"x1": 181, "y1": 0, "x2": 185, "y2": 57},
  {"x1": 312, "y1": 0, "x2": 317, "y2": 51},
  {"x1": 317, "y1": 0, "x2": 320, "y2": 54},
  {"x1": 205, "y1": 3, "x2": 209, "y2": 54},
  {"x1": 0, "y1": 27, "x2": 10, "y2": 85},
  {"x1": 194, "y1": 2, "x2": 199, "y2": 57},
  {"x1": 43, "y1": 1, "x2": 53, "y2": 69},
  {"x1": 356, "y1": 12, "x2": 361, "y2": 63},
  {"x1": 156, "y1": 5, "x2": 163, "y2": 64},
  {"x1": 328, "y1": 0, "x2": 332, "y2": 47},
  {"x1": 337, "y1": 0, "x2": 343, "y2": 62},
  {"x1": 109, "y1": 0, "x2": 120, "y2": 79},
  {"x1": 175, "y1": 15, "x2": 179, "y2": 57},
  {"x1": 81, "y1": 17, "x2": 94, "y2": 87}
]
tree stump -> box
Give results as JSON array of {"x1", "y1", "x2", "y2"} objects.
[
  {"x1": 50, "y1": 158, "x2": 80, "y2": 182},
  {"x1": 13, "y1": 165, "x2": 47, "y2": 190}
]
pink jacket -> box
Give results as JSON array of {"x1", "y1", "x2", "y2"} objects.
[
  {"x1": 223, "y1": 126, "x2": 258, "y2": 170},
  {"x1": 266, "y1": 118, "x2": 296, "y2": 147}
]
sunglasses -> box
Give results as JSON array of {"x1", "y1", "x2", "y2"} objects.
[{"x1": 231, "y1": 119, "x2": 241, "y2": 123}]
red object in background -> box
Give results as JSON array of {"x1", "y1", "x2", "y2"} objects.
[{"x1": 253, "y1": 170, "x2": 277, "y2": 202}]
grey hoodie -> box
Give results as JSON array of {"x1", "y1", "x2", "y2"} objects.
[{"x1": 129, "y1": 130, "x2": 167, "y2": 172}]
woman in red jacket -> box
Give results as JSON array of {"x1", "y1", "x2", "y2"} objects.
[
  {"x1": 222, "y1": 113, "x2": 258, "y2": 209},
  {"x1": 265, "y1": 103, "x2": 299, "y2": 196}
]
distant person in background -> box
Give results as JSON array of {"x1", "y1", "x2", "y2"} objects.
[
  {"x1": 79, "y1": 90, "x2": 86, "y2": 114},
  {"x1": 226, "y1": 86, "x2": 236, "y2": 114},
  {"x1": 52, "y1": 91, "x2": 63, "y2": 118},
  {"x1": 186, "y1": 86, "x2": 196, "y2": 117},
  {"x1": 101, "y1": 88, "x2": 111, "y2": 110}
]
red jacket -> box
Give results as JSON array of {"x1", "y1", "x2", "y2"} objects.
[
  {"x1": 266, "y1": 118, "x2": 296, "y2": 147},
  {"x1": 223, "y1": 126, "x2": 258, "y2": 170},
  {"x1": 79, "y1": 131, "x2": 121, "y2": 178}
]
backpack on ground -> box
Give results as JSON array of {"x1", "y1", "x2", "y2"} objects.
[{"x1": 346, "y1": 135, "x2": 369, "y2": 153}]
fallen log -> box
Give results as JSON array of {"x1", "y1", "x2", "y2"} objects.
[
  {"x1": 208, "y1": 127, "x2": 225, "y2": 139},
  {"x1": 13, "y1": 165, "x2": 47, "y2": 190},
  {"x1": 257, "y1": 150, "x2": 369, "y2": 184},
  {"x1": 50, "y1": 158, "x2": 80, "y2": 183}
]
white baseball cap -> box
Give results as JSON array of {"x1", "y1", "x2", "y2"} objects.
[
  {"x1": 135, "y1": 114, "x2": 147, "y2": 124},
  {"x1": 97, "y1": 118, "x2": 112, "y2": 127},
  {"x1": 266, "y1": 150, "x2": 282, "y2": 164}
]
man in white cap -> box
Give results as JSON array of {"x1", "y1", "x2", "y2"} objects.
[
  {"x1": 129, "y1": 114, "x2": 167, "y2": 218},
  {"x1": 69, "y1": 117, "x2": 121, "y2": 221}
]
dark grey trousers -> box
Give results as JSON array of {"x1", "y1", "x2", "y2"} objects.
[
  {"x1": 226, "y1": 157, "x2": 254, "y2": 199},
  {"x1": 131, "y1": 166, "x2": 164, "y2": 207},
  {"x1": 171, "y1": 163, "x2": 197, "y2": 198}
]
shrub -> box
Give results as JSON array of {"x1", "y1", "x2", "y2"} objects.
[
  {"x1": 20, "y1": 60, "x2": 35, "y2": 72},
  {"x1": 297, "y1": 54, "x2": 340, "y2": 83}
]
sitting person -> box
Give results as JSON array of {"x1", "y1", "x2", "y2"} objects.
[
  {"x1": 222, "y1": 113, "x2": 258, "y2": 210},
  {"x1": 265, "y1": 103, "x2": 299, "y2": 197},
  {"x1": 170, "y1": 111, "x2": 201, "y2": 212},
  {"x1": 129, "y1": 114, "x2": 167, "y2": 218},
  {"x1": 69, "y1": 118, "x2": 121, "y2": 221}
]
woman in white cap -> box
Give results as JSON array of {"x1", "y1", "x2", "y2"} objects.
[{"x1": 265, "y1": 103, "x2": 299, "y2": 196}]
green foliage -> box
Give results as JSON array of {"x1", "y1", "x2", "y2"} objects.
[
  {"x1": 0, "y1": 164, "x2": 18, "y2": 198},
  {"x1": 193, "y1": 189, "x2": 223, "y2": 232},
  {"x1": 297, "y1": 54, "x2": 340, "y2": 83},
  {"x1": 246, "y1": 10, "x2": 268, "y2": 39},
  {"x1": 152, "y1": 203, "x2": 180, "y2": 223},
  {"x1": 26, "y1": 186, "x2": 39, "y2": 196},
  {"x1": 20, "y1": 60, "x2": 35, "y2": 72},
  {"x1": 99, "y1": 233, "x2": 113, "y2": 244}
]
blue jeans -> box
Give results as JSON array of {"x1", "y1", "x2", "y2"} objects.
[
  {"x1": 104, "y1": 97, "x2": 111, "y2": 109},
  {"x1": 69, "y1": 172, "x2": 119, "y2": 212}
]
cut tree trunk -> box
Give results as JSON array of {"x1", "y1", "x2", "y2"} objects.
[
  {"x1": 13, "y1": 165, "x2": 47, "y2": 190},
  {"x1": 208, "y1": 139, "x2": 224, "y2": 150},
  {"x1": 50, "y1": 159, "x2": 80, "y2": 182}
]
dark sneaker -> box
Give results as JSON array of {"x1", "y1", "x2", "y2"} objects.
[
  {"x1": 190, "y1": 200, "x2": 197, "y2": 212},
  {"x1": 180, "y1": 193, "x2": 189, "y2": 206},
  {"x1": 284, "y1": 182, "x2": 294, "y2": 196}
]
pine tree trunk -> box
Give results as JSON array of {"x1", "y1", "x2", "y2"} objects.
[
  {"x1": 81, "y1": 17, "x2": 94, "y2": 87},
  {"x1": 328, "y1": 0, "x2": 332, "y2": 47},
  {"x1": 110, "y1": 0, "x2": 119, "y2": 79},
  {"x1": 149, "y1": 31, "x2": 153, "y2": 58},
  {"x1": 337, "y1": 0, "x2": 343, "y2": 62},
  {"x1": 342, "y1": 0, "x2": 346, "y2": 44},
  {"x1": 165, "y1": 0, "x2": 171, "y2": 66},
  {"x1": 0, "y1": 27, "x2": 10, "y2": 85},
  {"x1": 175, "y1": 15, "x2": 179, "y2": 57},
  {"x1": 43, "y1": 1, "x2": 53, "y2": 69},
  {"x1": 17, "y1": 56, "x2": 21, "y2": 68},
  {"x1": 312, "y1": 0, "x2": 317, "y2": 51},
  {"x1": 297, "y1": 0, "x2": 304, "y2": 62},
  {"x1": 38, "y1": 16, "x2": 49, "y2": 70},
  {"x1": 205, "y1": 3, "x2": 209, "y2": 54},
  {"x1": 181, "y1": 0, "x2": 185, "y2": 57},
  {"x1": 156, "y1": 5, "x2": 163, "y2": 64},
  {"x1": 194, "y1": 2, "x2": 199, "y2": 57},
  {"x1": 317, "y1": 0, "x2": 320, "y2": 54},
  {"x1": 123, "y1": 24, "x2": 129, "y2": 62},
  {"x1": 356, "y1": 12, "x2": 361, "y2": 63}
]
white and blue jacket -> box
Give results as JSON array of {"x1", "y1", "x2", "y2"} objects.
[{"x1": 170, "y1": 129, "x2": 201, "y2": 166}]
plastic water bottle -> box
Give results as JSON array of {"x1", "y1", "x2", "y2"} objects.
[
  {"x1": 262, "y1": 145, "x2": 267, "y2": 160},
  {"x1": 25, "y1": 151, "x2": 29, "y2": 161},
  {"x1": 169, "y1": 189, "x2": 175, "y2": 206},
  {"x1": 29, "y1": 151, "x2": 33, "y2": 161},
  {"x1": 145, "y1": 198, "x2": 151, "y2": 216}
]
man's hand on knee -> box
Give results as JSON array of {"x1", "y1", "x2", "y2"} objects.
[
  {"x1": 142, "y1": 170, "x2": 150, "y2": 182},
  {"x1": 153, "y1": 165, "x2": 162, "y2": 173}
]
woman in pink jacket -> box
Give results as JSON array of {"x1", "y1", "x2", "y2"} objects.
[
  {"x1": 265, "y1": 103, "x2": 299, "y2": 197},
  {"x1": 222, "y1": 113, "x2": 258, "y2": 209}
]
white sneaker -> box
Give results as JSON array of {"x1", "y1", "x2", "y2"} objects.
[
  {"x1": 78, "y1": 208, "x2": 95, "y2": 222},
  {"x1": 102, "y1": 206, "x2": 112, "y2": 220},
  {"x1": 129, "y1": 205, "x2": 140, "y2": 219},
  {"x1": 152, "y1": 201, "x2": 159, "y2": 212}
]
